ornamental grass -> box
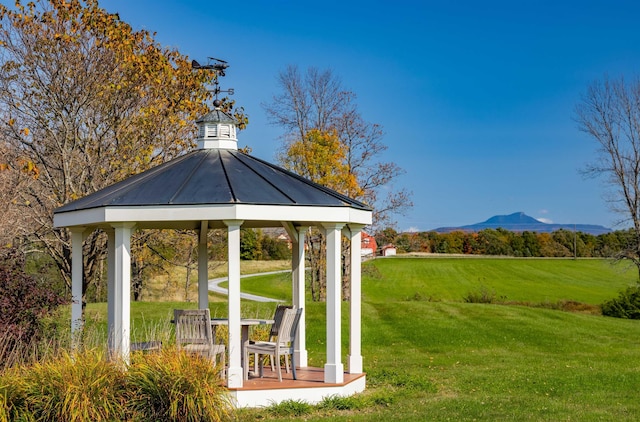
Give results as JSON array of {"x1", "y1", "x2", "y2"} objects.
[
  {"x1": 126, "y1": 348, "x2": 232, "y2": 422},
  {"x1": 0, "y1": 347, "x2": 233, "y2": 422}
]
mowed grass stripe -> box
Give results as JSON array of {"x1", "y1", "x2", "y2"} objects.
[{"x1": 363, "y1": 257, "x2": 637, "y2": 304}]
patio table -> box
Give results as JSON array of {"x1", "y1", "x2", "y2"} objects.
[{"x1": 210, "y1": 318, "x2": 274, "y2": 379}]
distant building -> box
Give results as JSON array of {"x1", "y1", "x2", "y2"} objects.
[
  {"x1": 361, "y1": 232, "x2": 377, "y2": 257},
  {"x1": 381, "y1": 244, "x2": 397, "y2": 257}
]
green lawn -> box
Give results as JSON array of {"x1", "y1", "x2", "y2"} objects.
[
  {"x1": 365, "y1": 257, "x2": 638, "y2": 304},
  {"x1": 235, "y1": 257, "x2": 638, "y2": 305},
  {"x1": 107, "y1": 257, "x2": 640, "y2": 420}
]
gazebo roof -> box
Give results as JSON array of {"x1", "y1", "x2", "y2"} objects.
[{"x1": 54, "y1": 148, "x2": 371, "y2": 230}]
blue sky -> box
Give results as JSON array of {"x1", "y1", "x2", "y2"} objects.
[{"x1": 63, "y1": 1, "x2": 640, "y2": 230}]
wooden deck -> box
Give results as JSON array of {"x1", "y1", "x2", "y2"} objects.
[
  {"x1": 227, "y1": 366, "x2": 367, "y2": 407},
  {"x1": 230, "y1": 366, "x2": 365, "y2": 391}
]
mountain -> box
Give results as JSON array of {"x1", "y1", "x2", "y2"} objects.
[{"x1": 433, "y1": 212, "x2": 612, "y2": 235}]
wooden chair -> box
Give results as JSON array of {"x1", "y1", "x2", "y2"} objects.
[
  {"x1": 174, "y1": 309, "x2": 225, "y2": 375},
  {"x1": 244, "y1": 307, "x2": 303, "y2": 382},
  {"x1": 258, "y1": 304, "x2": 292, "y2": 372}
]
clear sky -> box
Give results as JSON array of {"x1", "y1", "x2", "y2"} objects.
[{"x1": 41, "y1": 1, "x2": 640, "y2": 230}]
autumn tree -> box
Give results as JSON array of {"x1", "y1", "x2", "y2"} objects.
[
  {"x1": 0, "y1": 142, "x2": 39, "y2": 247},
  {"x1": 266, "y1": 65, "x2": 411, "y2": 227},
  {"x1": 280, "y1": 129, "x2": 359, "y2": 300},
  {"x1": 575, "y1": 75, "x2": 640, "y2": 277},
  {"x1": 0, "y1": 0, "x2": 239, "y2": 304},
  {"x1": 265, "y1": 65, "x2": 411, "y2": 301}
]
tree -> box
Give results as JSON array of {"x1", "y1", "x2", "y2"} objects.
[
  {"x1": 575, "y1": 75, "x2": 640, "y2": 277},
  {"x1": 0, "y1": 143, "x2": 39, "y2": 247},
  {"x1": 240, "y1": 229, "x2": 262, "y2": 260},
  {"x1": 266, "y1": 65, "x2": 411, "y2": 228},
  {"x1": 0, "y1": 1, "x2": 244, "y2": 304},
  {"x1": 264, "y1": 65, "x2": 411, "y2": 300},
  {"x1": 279, "y1": 129, "x2": 357, "y2": 300}
]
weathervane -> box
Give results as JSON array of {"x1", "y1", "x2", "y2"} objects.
[{"x1": 192, "y1": 57, "x2": 234, "y2": 107}]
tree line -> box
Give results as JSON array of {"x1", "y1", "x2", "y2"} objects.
[{"x1": 376, "y1": 227, "x2": 633, "y2": 258}]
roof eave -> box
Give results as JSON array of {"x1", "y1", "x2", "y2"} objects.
[{"x1": 53, "y1": 203, "x2": 372, "y2": 230}]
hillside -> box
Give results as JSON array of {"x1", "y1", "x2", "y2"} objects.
[{"x1": 433, "y1": 211, "x2": 611, "y2": 235}]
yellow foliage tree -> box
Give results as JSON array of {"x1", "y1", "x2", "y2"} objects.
[
  {"x1": 282, "y1": 128, "x2": 361, "y2": 197},
  {"x1": 0, "y1": 0, "x2": 245, "y2": 302}
]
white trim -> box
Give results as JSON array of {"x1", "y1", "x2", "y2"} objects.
[
  {"x1": 229, "y1": 376, "x2": 366, "y2": 408},
  {"x1": 197, "y1": 139, "x2": 238, "y2": 150},
  {"x1": 54, "y1": 204, "x2": 372, "y2": 228}
]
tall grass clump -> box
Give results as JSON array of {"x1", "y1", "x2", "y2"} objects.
[
  {"x1": 264, "y1": 399, "x2": 312, "y2": 417},
  {"x1": 127, "y1": 348, "x2": 232, "y2": 422},
  {"x1": 17, "y1": 349, "x2": 126, "y2": 421},
  {"x1": 0, "y1": 368, "x2": 27, "y2": 422}
]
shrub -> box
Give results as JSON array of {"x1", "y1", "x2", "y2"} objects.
[
  {"x1": 0, "y1": 248, "x2": 67, "y2": 367},
  {"x1": 126, "y1": 348, "x2": 232, "y2": 422},
  {"x1": 601, "y1": 283, "x2": 640, "y2": 319},
  {"x1": 463, "y1": 284, "x2": 498, "y2": 303}
]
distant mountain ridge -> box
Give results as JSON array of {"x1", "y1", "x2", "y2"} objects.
[{"x1": 433, "y1": 212, "x2": 611, "y2": 235}]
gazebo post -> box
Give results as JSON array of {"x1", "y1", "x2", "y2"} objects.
[
  {"x1": 106, "y1": 228, "x2": 115, "y2": 351},
  {"x1": 347, "y1": 225, "x2": 364, "y2": 374},
  {"x1": 224, "y1": 219, "x2": 244, "y2": 388},
  {"x1": 284, "y1": 223, "x2": 309, "y2": 367},
  {"x1": 70, "y1": 227, "x2": 85, "y2": 349},
  {"x1": 198, "y1": 220, "x2": 209, "y2": 309},
  {"x1": 108, "y1": 223, "x2": 135, "y2": 362},
  {"x1": 323, "y1": 223, "x2": 345, "y2": 383}
]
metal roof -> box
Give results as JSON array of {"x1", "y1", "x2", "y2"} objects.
[
  {"x1": 196, "y1": 109, "x2": 238, "y2": 125},
  {"x1": 55, "y1": 148, "x2": 371, "y2": 214}
]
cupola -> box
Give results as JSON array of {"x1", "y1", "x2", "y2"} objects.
[{"x1": 195, "y1": 99, "x2": 239, "y2": 150}]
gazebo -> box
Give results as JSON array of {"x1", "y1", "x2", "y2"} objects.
[{"x1": 53, "y1": 105, "x2": 372, "y2": 407}]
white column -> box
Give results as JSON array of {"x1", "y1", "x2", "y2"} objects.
[
  {"x1": 323, "y1": 223, "x2": 344, "y2": 383},
  {"x1": 348, "y1": 225, "x2": 364, "y2": 373},
  {"x1": 198, "y1": 221, "x2": 209, "y2": 309},
  {"x1": 70, "y1": 227, "x2": 85, "y2": 349},
  {"x1": 106, "y1": 228, "x2": 115, "y2": 351},
  {"x1": 224, "y1": 219, "x2": 244, "y2": 388},
  {"x1": 291, "y1": 226, "x2": 308, "y2": 367},
  {"x1": 108, "y1": 223, "x2": 135, "y2": 362}
]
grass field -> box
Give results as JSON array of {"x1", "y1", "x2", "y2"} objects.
[{"x1": 103, "y1": 257, "x2": 640, "y2": 420}]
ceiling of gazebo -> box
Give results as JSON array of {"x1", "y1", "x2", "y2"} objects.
[{"x1": 54, "y1": 148, "x2": 372, "y2": 230}]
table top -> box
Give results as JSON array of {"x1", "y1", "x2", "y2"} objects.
[{"x1": 210, "y1": 318, "x2": 274, "y2": 326}]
